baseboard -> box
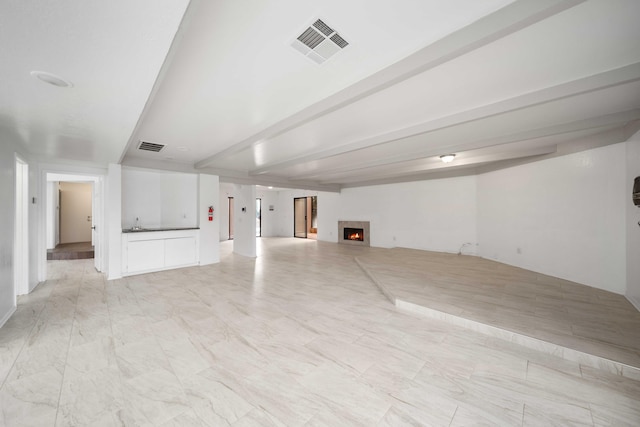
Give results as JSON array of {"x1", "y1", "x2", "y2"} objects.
[
  {"x1": 627, "y1": 295, "x2": 640, "y2": 312},
  {"x1": 0, "y1": 305, "x2": 17, "y2": 329}
]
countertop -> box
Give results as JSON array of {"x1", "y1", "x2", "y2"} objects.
[{"x1": 122, "y1": 227, "x2": 200, "y2": 233}]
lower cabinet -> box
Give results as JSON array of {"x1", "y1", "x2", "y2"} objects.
[{"x1": 122, "y1": 229, "x2": 199, "y2": 276}]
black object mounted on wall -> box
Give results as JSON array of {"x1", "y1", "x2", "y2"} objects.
[{"x1": 634, "y1": 176, "x2": 640, "y2": 207}]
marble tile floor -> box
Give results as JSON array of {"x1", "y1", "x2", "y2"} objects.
[
  {"x1": 355, "y1": 248, "x2": 640, "y2": 376},
  {"x1": 0, "y1": 238, "x2": 638, "y2": 426}
]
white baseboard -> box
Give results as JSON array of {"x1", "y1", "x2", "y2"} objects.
[
  {"x1": 0, "y1": 305, "x2": 17, "y2": 329},
  {"x1": 627, "y1": 295, "x2": 640, "y2": 312}
]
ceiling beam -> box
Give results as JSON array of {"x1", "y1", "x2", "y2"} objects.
[
  {"x1": 285, "y1": 109, "x2": 640, "y2": 180},
  {"x1": 315, "y1": 145, "x2": 558, "y2": 184},
  {"x1": 249, "y1": 63, "x2": 640, "y2": 176},
  {"x1": 195, "y1": 0, "x2": 586, "y2": 169}
]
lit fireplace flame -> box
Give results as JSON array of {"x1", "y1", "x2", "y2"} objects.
[{"x1": 349, "y1": 233, "x2": 360, "y2": 240}]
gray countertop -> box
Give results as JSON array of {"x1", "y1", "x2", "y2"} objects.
[{"x1": 122, "y1": 227, "x2": 200, "y2": 233}]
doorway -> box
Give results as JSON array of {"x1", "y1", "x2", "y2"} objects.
[
  {"x1": 43, "y1": 173, "x2": 104, "y2": 277},
  {"x1": 228, "y1": 197, "x2": 234, "y2": 240},
  {"x1": 256, "y1": 198, "x2": 261, "y2": 237},
  {"x1": 293, "y1": 196, "x2": 317, "y2": 239}
]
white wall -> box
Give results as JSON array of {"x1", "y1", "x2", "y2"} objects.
[
  {"x1": 122, "y1": 168, "x2": 197, "y2": 229},
  {"x1": 478, "y1": 143, "x2": 627, "y2": 294},
  {"x1": 59, "y1": 182, "x2": 92, "y2": 244},
  {"x1": 255, "y1": 188, "x2": 279, "y2": 237},
  {"x1": 198, "y1": 174, "x2": 220, "y2": 265},
  {"x1": 232, "y1": 184, "x2": 257, "y2": 257},
  {"x1": 106, "y1": 164, "x2": 122, "y2": 280},
  {"x1": 313, "y1": 178, "x2": 478, "y2": 253},
  {"x1": 0, "y1": 137, "x2": 34, "y2": 326},
  {"x1": 46, "y1": 182, "x2": 58, "y2": 249},
  {"x1": 272, "y1": 190, "x2": 320, "y2": 237},
  {"x1": 626, "y1": 131, "x2": 640, "y2": 309}
]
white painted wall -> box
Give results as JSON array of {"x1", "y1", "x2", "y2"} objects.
[
  {"x1": 106, "y1": 164, "x2": 122, "y2": 280},
  {"x1": 59, "y1": 182, "x2": 92, "y2": 244},
  {"x1": 626, "y1": 131, "x2": 640, "y2": 309},
  {"x1": 0, "y1": 137, "x2": 33, "y2": 326},
  {"x1": 272, "y1": 190, "x2": 320, "y2": 237},
  {"x1": 313, "y1": 178, "x2": 478, "y2": 253},
  {"x1": 46, "y1": 182, "x2": 59, "y2": 249},
  {"x1": 232, "y1": 184, "x2": 256, "y2": 257},
  {"x1": 478, "y1": 143, "x2": 627, "y2": 294},
  {"x1": 121, "y1": 168, "x2": 197, "y2": 229},
  {"x1": 255, "y1": 188, "x2": 279, "y2": 237},
  {"x1": 198, "y1": 174, "x2": 220, "y2": 265}
]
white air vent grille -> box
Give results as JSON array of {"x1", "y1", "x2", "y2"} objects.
[
  {"x1": 137, "y1": 141, "x2": 166, "y2": 152},
  {"x1": 292, "y1": 19, "x2": 349, "y2": 64}
]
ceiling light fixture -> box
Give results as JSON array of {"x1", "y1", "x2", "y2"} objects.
[
  {"x1": 30, "y1": 71, "x2": 73, "y2": 88},
  {"x1": 440, "y1": 154, "x2": 456, "y2": 163}
]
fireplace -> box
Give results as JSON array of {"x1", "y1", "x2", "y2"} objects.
[
  {"x1": 344, "y1": 227, "x2": 364, "y2": 241},
  {"x1": 338, "y1": 221, "x2": 370, "y2": 246}
]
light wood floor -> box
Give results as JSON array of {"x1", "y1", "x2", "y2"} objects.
[
  {"x1": 1, "y1": 238, "x2": 638, "y2": 425},
  {"x1": 356, "y1": 247, "x2": 640, "y2": 372}
]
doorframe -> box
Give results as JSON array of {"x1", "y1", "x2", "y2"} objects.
[
  {"x1": 256, "y1": 198, "x2": 261, "y2": 238},
  {"x1": 38, "y1": 166, "x2": 106, "y2": 283},
  {"x1": 293, "y1": 197, "x2": 307, "y2": 239},
  {"x1": 228, "y1": 197, "x2": 234, "y2": 240},
  {"x1": 14, "y1": 155, "x2": 29, "y2": 298}
]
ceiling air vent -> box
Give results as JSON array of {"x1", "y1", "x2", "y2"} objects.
[
  {"x1": 292, "y1": 19, "x2": 349, "y2": 64},
  {"x1": 137, "y1": 141, "x2": 166, "y2": 153}
]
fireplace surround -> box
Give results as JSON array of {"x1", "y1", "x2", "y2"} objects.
[{"x1": 338, "y1": 221, "x2": 370, "y2": 246}]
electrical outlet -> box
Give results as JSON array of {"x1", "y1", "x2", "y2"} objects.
[{"x1": 516, "y1": 247, "x2": 522, "y2": 254}]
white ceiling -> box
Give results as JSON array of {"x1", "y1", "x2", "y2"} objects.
[{"x1": 4, "y1": 1, "x2": 640, "y2": 191}]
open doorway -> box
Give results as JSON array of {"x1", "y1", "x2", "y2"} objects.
[
  {"x1": 44, "y1": 173, "x2": 103, "y2": 272},
  {"x1": 228, "y1": 197, "x2": 234, "y2": 240},
  {"x1": 293, "y1": 196, "x2": 317, "y2": 239},
  {"x1": 48, "y1": 182, "x2": 94, "y2": 260},
  {"x1": 256, "y1": 198, "x2": 261, "y2": 237}
]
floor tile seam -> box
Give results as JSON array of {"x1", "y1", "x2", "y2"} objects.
[
  {"x1": 0, "y1": 278, "x2": 62, "y2": 391},
  {"x1": 395, "y1": 299, "x2": 640, "y2": 382},
  {"x1": 53, "y1": 268, "x2": 87, "y2": 426}
]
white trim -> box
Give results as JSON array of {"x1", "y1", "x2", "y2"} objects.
[
  {"x1": 14, "y1": 155, "x2": 29, "y2": 297},
  {"x1": 38, "y1": 164, "x2": 107, "y2": 283},
  {"x1": 0, "y1": 305, "x2": 16, "y2": 329},
  {"x1": 627, "y1": 295, "x2": 640, "y2": 313}
]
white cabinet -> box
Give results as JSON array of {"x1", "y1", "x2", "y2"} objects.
[
  {"x1": 122, "y1": 229, "x2": 199, "y2": 276},
  {"x1": 165, "y1": 237, "x2": 197, "y2": 268}
]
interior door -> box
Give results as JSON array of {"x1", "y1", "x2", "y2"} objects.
[{"x1": 294, "y1": 197, "x2": 307, "y2": 238}]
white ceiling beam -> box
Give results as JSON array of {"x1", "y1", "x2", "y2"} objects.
[
  {"x1": 287, "y1": 109, "x2": 640, "y2": 180},
  {"x1": 250, "y1": 63, "x2": 640, "y2": 176},
  {"x1": 315, "y1": 145, "x2": 558, "y2": 184},
  {"x1": 195, "y1": 0, "x2": 586, "y2": 169}
]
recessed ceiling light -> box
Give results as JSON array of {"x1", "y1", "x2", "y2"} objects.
[
  {"x1": 440, "y1": 154, "x2": 456, "y2": 163},
  {"x1": 30, "y1": 71, "x2": 73, "y2": 88},
  {"x1": 268, "y1": 186, "x2": 273, "y2": 189}
]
